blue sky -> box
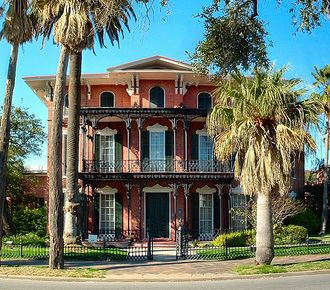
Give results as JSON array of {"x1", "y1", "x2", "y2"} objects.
[{"x1": 0, "y1": 0, "x2": 329, "y2": 169}]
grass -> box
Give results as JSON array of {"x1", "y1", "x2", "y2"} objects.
[
  {"x1": 0, "y1": 265, "x2": 107, "y2": 278},
  {"x1": 234, "y1": 261, "x2": 330, "y2": 275}
]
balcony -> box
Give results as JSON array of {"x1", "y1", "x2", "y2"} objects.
[{"x1": 82, "y1": 159, "x2": 233, "y2": 174}]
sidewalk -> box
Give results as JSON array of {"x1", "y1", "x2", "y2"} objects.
[{"x1": 2, "y1": 252, "x2": 330, "y2": 282}]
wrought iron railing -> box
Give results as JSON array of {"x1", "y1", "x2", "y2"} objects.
[{"x1": 82, "y1": 159, "x2": 233, "y2": 173}]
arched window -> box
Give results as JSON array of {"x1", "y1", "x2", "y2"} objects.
[
  {"x1": 63, "y1": 94, "x2": 69, "y2": 116},
  {"x1": 100, "y1": 92, "x2": 115, "y2": 107},
  {"x1": 150, "y1": 86, "x2": 165, "y2": 108},
  {"x1": 198, "y1": 92, "x2": 212, "y2": 109}
]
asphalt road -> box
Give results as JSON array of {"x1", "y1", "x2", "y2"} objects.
[{"x1": 0, "y1": 273, "x2": 330, "y2": 290}]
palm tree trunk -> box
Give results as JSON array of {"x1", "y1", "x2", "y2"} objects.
[
  {"x1": 320, "y1": 121, "x2": 329, "y2": 234},
  {"x1": 49, "y1": 46, "x2": 69, "y2": 269},
  {"x1": 64, "y1": 51, "x2": 82, "y2": 245},
  {"x1": 255, "y1": 193, "x2": 274, "y2": 265},
  {"x1": 0, "y1": 43, "x2": 19, "y2": 259}
]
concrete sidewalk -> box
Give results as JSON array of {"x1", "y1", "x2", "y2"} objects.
[{"x1": 2, "y1": 253, "x2": 330, "y2": 282}]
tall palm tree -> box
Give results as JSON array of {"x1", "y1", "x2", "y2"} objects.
[
  {"x1": 312, "y1": 65, "x2": 330, "y2": 235},
  {"x1": 0, "y1": 0, "x2": 35, "y2": 253},
  {"x1": 208, "y1": 67, "x2": 321, "y2": 265}
]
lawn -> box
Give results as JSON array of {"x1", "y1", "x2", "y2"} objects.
[{"x1": 234, "y1": 261, "x2": 330, "y2": 275}]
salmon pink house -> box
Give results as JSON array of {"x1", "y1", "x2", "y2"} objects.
[{"x1": 24, "y1": 56, "x2": 303, "y2": 242}]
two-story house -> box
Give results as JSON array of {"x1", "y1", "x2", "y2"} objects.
[{"x1": 24, "y1": 56, "x2": 303, "y2": 242}]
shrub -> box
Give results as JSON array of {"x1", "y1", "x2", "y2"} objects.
[
  {"x1": 274, "y1": 225, "x2": 308, "y2": 244},
  {"x1": 288, "y1": 209, "x2": 320, "y2": 234},
  {"x1": 212, "y1": 230, "x2": 255, "y2": 247},
  {"x1": 12, "y1": 206, "x2": 47, "y2": 237},
  {"x1": 3, "y1": 233, "x2": 48, "y2": 246}
]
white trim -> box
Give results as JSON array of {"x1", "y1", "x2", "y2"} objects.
[
  {"x1": 146, "y1": 123, "x2": 168, "y2": 132},
  {"x1": 149, "y1": 86, "x2": 165, "y2": 108},
  {"x1": 196, "y1": 126, "x2": 207, "y2": 136},
  {"x1": 97, "y1": 186, "x2": 118, "y2": 195},
  {"x1": 96, "y1": 127, "x2": 118, "y2": 136},
  {"x1": 143, "y1": 184, "x2": 172, "y2": 193},
  {"x1": 98, "y1": 189, "x2": 116, "y2": 234},
  {"x1": 99, "y1": 91, "x2": 115, "y2": 107},
  {"x1": 197, "y1": 92, "x2": 213, "y2": 109},
  {"x1": 196, "y1": 185, "x2": 216, "y2": 195}
]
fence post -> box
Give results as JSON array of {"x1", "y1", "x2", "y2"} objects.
[
  {"x1": 176, "y1": 225, "x2": 182, "y2": 260},
  {"x1": 307, "y1": 234, "x2": 309, "y2": 255},
  {"x1": 225, "y1": 237, "x2": 228, "y2": 260},
  {"x1": 19, "y1": 240, "x2": 23, "y2": 258},
  {"x1": 147, "y1": 231, "x2": 153, "y2": 261}
]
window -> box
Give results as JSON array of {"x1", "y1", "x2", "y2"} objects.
[
  {"x1": 100, "y1": 135, "x2": 115, "y2": 172},
  {"x1": 231, "y1": 194, "x2": 247, "y2": 231},
  {"x1": 100, "y1": 193, "x2": 115, "y2": 234},
  {"x1": 199, "y1": 193, "x2": 213, "y2": 238},
  {"x1": 63, "y1": 94, "x2": 69, "y2": 116},
  {"x1": 150, "y1": 131, "x2": 165, "y2": 171},
  {"x1": 198, "y1": 92, "x2": 212, "y2": 109},
  {"x1": 199, "y1": 135, "x2": 213, "y2": 171},
  {"x1": 100, "y1": 92, "x2": 115, "y2": 107},
  {"x1": 150, "y1": 86, "x2": 164, "y2": 108}
]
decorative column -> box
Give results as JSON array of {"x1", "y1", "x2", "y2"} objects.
[
  {"x1": 124, "y1": 117, "x2": 132, "y2": 171},
  {"x1": 216, "y1": 184, "x2": 225, "y2": 233},
  {"x1": 182, "y1": 183, "x2": 192, "y2": 228},
  {"x1": 170, "y1": 183, "x2": 178, "y2": 236},
  {"x1": 137, "y1": 118, "x2": 143, "y2": 171},
  {"x1": 184, "y1": 119, "x2": 190, "y2": 171},
  {"x1": 125, "y1": 182, "x2": 132, "y2": 236},
  {"x1": 138, "y1": 183, "x2": 143, "y2": 241},
  {"x1": 228, "y1": 184, "x2": 233, "y2": 231},
  {"x1": 170, "y1": 118, "x2": 177, "y2": 171},
  {"x1": 81, "y1": 116, "x2": 87, "y2": 172}
]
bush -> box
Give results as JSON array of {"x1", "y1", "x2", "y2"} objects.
[
  {"x1": 288, "y1": 209, "x2": 320, "y2": 234},
  {"x1": 212, "y1": 230, "x2": 255, "y2": 247},
  {"x1": 12, "y1": 206, "x2": 47, "y2": 237},
  {"x1": 274, "y1": 225, "x2": 308, "y2": 244},
  {"x1": 3, "y1": 233, "x2": 48, "y2": 246}
]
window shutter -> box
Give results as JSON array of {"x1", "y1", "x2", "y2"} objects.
[
  {"x1": 92, "y1": 193, "x2": 100, "y2": 235},
  {"x1": 214, "y1": 193, "x2": 220, "y2": 231},
  {"x1": 142, "y1": 131, "x2": 150, "y2": 171},
  {"x1": 94, "y1": 134, "x2": 100, "y2": 171},
  {"x1": 115, "y1": 193, "x2": 123, "y2": 236},
  {"x1": 191, "y1": 133, "x2": 199, "y2": 160},
  {"x1": 191, "y1": 192, "x2": 199, "y2": 239},
  {"x1": 80, "y1": 194, "x2": 87, "y2": 239},
  {"x1": 115, "y1": 134, "x2": 122, "y2": 172},
  {"x1": 165, "y1": 130, "x2": 173, "y2": 171}
]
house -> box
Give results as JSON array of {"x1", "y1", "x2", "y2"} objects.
[{"x1": 23, "y1": 56, "x2": 304, "y2": 242}]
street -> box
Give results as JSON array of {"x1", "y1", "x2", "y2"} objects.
[{"x1": 0, "y1": 273, "x2": 330, "y2": 290}]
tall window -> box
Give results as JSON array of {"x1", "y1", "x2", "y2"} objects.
[
  {"x1": 231, "y1": 194, "x2": 247, "y2": 231},
  {"x1": 199, "y1": 135, "x2": 213, "y2": 171},
  {"x1": 150, "y1": 131, "x2": 165, "y2": 171},
  {"x1": 198, "y1": 92, "x2": 212, "y2": 109},
  {"x1": 199, "y1": 193, "x2": 213, "y2": 237},
  {"x1": 100, "y1": 193, "x2": 115, "y2": 234},
  {"x1": 100, "y1": 135, "x2": 115, "y2": 172},
  {"x1": 100, "y1": 92, "x2": 115, "y2": 107},
  {"x1": 63, "y1": 94, "x2": 69, "y2": 116},
  {"x1": 150, "y1": 86, "x2": 165, "y2": 108}
]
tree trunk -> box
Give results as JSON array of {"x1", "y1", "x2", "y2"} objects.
[
  {"x1": 255, "y1": 193, "x2": 274, "y2": 265},
  {"x1": 320, "y1": 121, "x2": 329, "y2": 234},
  {"x1": 48, "y1": 46, "x2": 69, "y2": 269},
  {"x1": 2, "y1": 198, "x2": 15, "y2": 236},
  {"x1": 0, "y1": 43, "x2": 19, "y2": 261},
  {"x1": 64, "y1": 51, "x2": 82, "y2": 245}
]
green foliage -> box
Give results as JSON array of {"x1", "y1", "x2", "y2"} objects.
[
  {"x1": 212, "y1": 230, "x2": 255, "y2": 247},
  {"x1": 3, "y1": 233, "x2": 48, "y2": 247},
  {"x1": 274, "y1": 225, "x2": 308, "y2": 244},
  {"x1": 289, "y1": 209, "x2": 321, "y2": 234},
  {"x1": 12, "y1": 207, "x2": 47, "y2": 237}
]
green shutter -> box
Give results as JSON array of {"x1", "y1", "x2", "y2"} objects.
[
  {"x1": 214, "y1": 193, "x2": 220, "y2": 230},
  {"x1": 80, "y1": 194, "x2": 87, "y2": 239},
  {"x1": 115, "y1": 134, "x2": 122, "y2": 172},
  {"x1": 165, "y1": 130, "x2": 173, "y2": 171},
  {"x1": 191, "y1": 192, "x2": 199, "y2": 239},
  {"x1": 115, "y1": 193, "x2": 123, "y2": 236},
  {"x1": 92, "y1": 193, "x2": 99, "y2": 235},
  {"x1": 142, "y1": 131, "x2": 150, "y2": 171},
  {"x1": 94, "y1": 134, "x2": 100, "y2": 171},
  {"x1": 192, "y1": 133, "x2": 199, "y2": 160}
]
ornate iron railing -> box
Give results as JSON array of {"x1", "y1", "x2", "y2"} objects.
[{"x1": 82, "y1": 159, "x2": 233, "y2": 173}]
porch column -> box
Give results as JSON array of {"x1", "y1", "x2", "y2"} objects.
[
  {"x1": 216, "y1": 184, "x2": 224, "y2": 233},
  {"x1": 125, "y1": 182, "x2": 132, "y2": 236},
  {"x1": 81, "y1": 115, "x2": 87, "y2": 171},
  {"x1": 125, "y1": 117, "x2": 132, "y2": 171},
  {"x1": 170, "y1": 118, "x2": 177, "y2": 171},
  {"x1": 170, "y1": 183, "x2": 178, "y2": 237},
  {"x1": 91, "y1": 116, "x2": 97, "y2": 171},
  {"x1": 184, "y1": 120, "x2": 189, "y2": 171},
  {"x1": 138, "y1": 183, "x2": 143, "y2": 240},
  {"x1": 228, "y1": 185, "x2": 233, "y2": 231},
  {"x1": 182, "y1": 183, "x2": 191, "y2": 228},
  {"x1": 137, "y1": 118, "x2": 143, "y2": 171}
]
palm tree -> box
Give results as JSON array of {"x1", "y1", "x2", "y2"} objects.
[
  {"x1": 208, "y1": 67, "x2": 321, "y2": 265},
  {"x1": 312, "y1": 65, "x2": 330, "y2": 235},
  {"x1": 0, "y1": 0, "x2": 35, "y2": 253}
]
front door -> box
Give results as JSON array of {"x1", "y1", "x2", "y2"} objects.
[{"x1": 146, "y1": 193, "x2": 169, "y2": 238}]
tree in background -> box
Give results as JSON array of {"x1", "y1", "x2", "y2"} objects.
[{"x1": 208, "y1": 67, "x2": 321, "y2": 264}]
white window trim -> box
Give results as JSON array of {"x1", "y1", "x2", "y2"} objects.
[
  {"x1": 96, "y1": 127, "x2": 118, "y2": 136},
  {"x1": 197, "y1": 92, "x2": 213, "y2": 109},
  {"x1": 230, "y1": 186, "x2": 248, "y2": 231},
  {"x1": 198, "y1": 191, "x2": 214, "y2": 237},
  {"x1": 149, "y1": 86, "x2": 165, "y2": 108},
  {"x1": 146, "y1": 123, "x2": 168, "y2": 132},
  {"x1": 99, "y1": 91, "x2": 115, "y2": 108},
  {"x1": 98, "y1": 186, "x2": 117, "y2": 234}
]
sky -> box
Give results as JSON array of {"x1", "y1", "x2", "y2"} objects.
[{"x1": 0, "y1": 0, "x2": 329, "y2": 170}]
